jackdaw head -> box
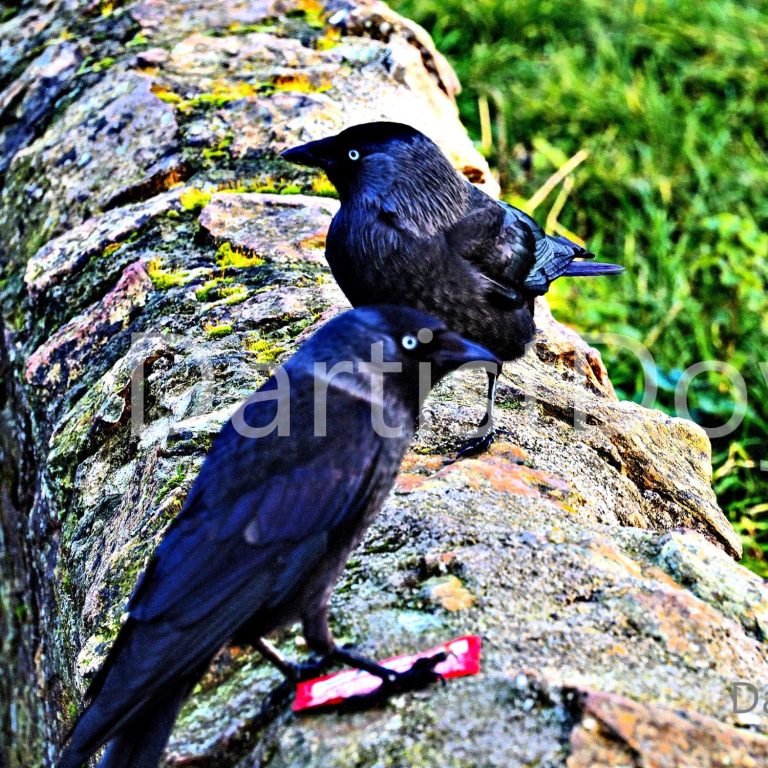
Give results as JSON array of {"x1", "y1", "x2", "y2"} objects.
[
  {"x1": 281, "y1": 122, "x2": 469, "y2": 232},
  {"x1": 298, "y1": 306, "x2": 498, "y2": 413}
]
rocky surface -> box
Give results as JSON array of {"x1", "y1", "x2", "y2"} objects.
[{"x1": 0, "y1": 2, "x2": 765, "y2": 767}]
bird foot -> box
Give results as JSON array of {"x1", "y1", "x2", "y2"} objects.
[
  {"x1": 288, "y1": 655, "x2": 334, "y2": 682},
  {"x1": 451, "y1": 427, "x2": 513, "y2": 461},
  {"x1": 333, "y1": 652, "x2": 447, "y2": 711}
]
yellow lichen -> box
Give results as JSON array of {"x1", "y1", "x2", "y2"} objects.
[
  {"x1": 150, "y1": 84, "x2": 183, "y2": 104},
  {"x1": 179, "y1": 188, "x2": 212, "y2": 211},
  {"x1": 272, "y1": 73, "x2": 332, "y2": 94},
  {"x1": 311, "y1": 174, "x2": 338, "y2": 198},
  {"x1": 102, "y1": 242, "x2": 121, "y2": 258},
  {"x1": 181, "y1": 81, "x2": 260, "y2": 111},
  {"x1": 423, "y1": 575, "x2": 476, "y2": 611},
  {"x1": 292, "y1": 0, "x2": 327, "y2": 29},
  {"x1": 315, "y1": 27, "x2": 341, "y2": 51}
]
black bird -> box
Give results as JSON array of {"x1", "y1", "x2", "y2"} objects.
[
  {"x1": 58, "y1": 306, "x2": 496, "y2": 768},
  {"x1": 282, "y1": 122, "x2": 623, "y2": 454}
]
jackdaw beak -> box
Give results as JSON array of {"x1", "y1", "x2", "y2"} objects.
[
  {"x1": 433, "y1": 331, "x2": 500, "y2": 370},
  {"x1": 280, "y1": 138, "x2": 333, "y2": 171}
]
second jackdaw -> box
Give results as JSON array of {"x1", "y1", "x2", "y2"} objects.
[{"x1": 282, "y1": 122, "x2": 623, "y2": 455}]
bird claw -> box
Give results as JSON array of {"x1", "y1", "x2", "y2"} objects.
[
  {"x1": 287, "y1": 655, "x2": 333, "y2": 682},
  {"x1": 388, "y1": 652, "x2": 447, "y2": 691},
  {"x1": 451, "y1": 428, "x2": 512, "y2": 460},
  {"x1": 336, "y1": 651, "x2": 447, "y2": 711}
]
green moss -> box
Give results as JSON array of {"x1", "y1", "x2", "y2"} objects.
[
  {"x1": 14, "y1": 602, "x2": 29, "y2": 622},
  {"x1": 219, "y1": 175, "x2": 325, "y2": 196},
  {"x1": 76, "y1": 55, "x2": 118, "y2": 75},
  {"x1": 244, "y1": 333, "x2": 285, "y2": 363},
  {"x1": 76, "y1": 58, "x2": 94, "y2": 76},
  {"x1": 0, "y1": 6, "x2": 20, "y2": 22},
  {"x1": 161, "y1": 73, "x2": 331, "y2": 116},
  {"x1": 8, "y1": 307, "x2": 25, "y2": 332},
  {"x1": 195, "y1": 277, "x2": 233, "y2": 301},
  {"x1": 216, "y1": 241, "x2": 264, "y2": 270},
  {"x1": 179, "y1": 188, "x2": 212, "y2": 211},
  {"x1": 223, "y1": 22, "x2": 278, "y2": 34},
  {"x1": 223, "y1": 285, "x2": 249, "y2": 305},
  {"x1": 126, "y1": 32, "x2": 149, "y2": 47},
  {"x1": 205, "y1": 322, "x2": 234, "y2": 339},
  {"x1": 147, "y1": 259, "x2": 194, "y2": 289},
  {"x1": 195, "y1": 278, "x2": 248, "y2": 305},
  {"x1": 202, "y1": 149, "x2": 227, "y2": 161},
  {"x1": 91, "y1": 56, "x2": 116, "y2": 73},
  {"x1": 99, "y1": 230, "x2": 141, "y2": 260},
  {"x1": 155, "y1": 465, "x2": 186, "y2": 504},
  {"x1": 285, "y1": 313, "x2": 319, "y2": 338}
]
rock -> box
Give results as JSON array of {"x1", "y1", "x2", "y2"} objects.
[
  {"x1": 0, "y1": 40, "x2": 83, "y2": 176},
  {"x1": 0, "y1": 1, "x2": 765, "y2": 767},
  {"x1": 0, "y1": 70, "x2": 182, "y2": 267}
]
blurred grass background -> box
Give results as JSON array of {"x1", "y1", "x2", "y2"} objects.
[{"x1": 390, "y1": 0, "x2": 768, "y2": 573}]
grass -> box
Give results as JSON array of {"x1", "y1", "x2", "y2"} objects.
[{"x1": 391, "y1": 0, "x2": 768, "y2": 573}]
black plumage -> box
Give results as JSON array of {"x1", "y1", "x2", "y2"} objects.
[
  {"x1": 282, "y1": 122, "x2": 623, "y2": 453},
  {"x1": 58, "y1": 306, "x2": 496, "y2": 768}
]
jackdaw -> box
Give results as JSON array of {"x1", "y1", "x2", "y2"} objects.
[
  {"x1": 282, "y1": 122, "x2": 623, "y2": 454},
  {"x1": 58, "y1": 305, "x2": 496, "y2": 768}
]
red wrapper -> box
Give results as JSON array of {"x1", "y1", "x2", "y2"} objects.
[{"x1": 292, "y1": 634, "x2": 482, "y2": 712}]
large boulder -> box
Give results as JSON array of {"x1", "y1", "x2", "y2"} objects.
[{"x1": 0, "y1": 2, "x2": 765, "y2": 766}]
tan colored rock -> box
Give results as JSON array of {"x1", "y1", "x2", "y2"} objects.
[{"x1": 568, "y1": 686, "x2": 768, "y2": 768}]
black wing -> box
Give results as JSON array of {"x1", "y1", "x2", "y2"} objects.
[
  {"x1": 65, "y1": 380, "x2": 387, "y2": 759},
  {"x1": 498, "y1": 201, "x2": 611, "y2": 294},
  {"x1": 445, "y1": 185, "x2": 619, "y2": 301}
]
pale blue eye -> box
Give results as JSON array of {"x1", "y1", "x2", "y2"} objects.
[
  {"x1": 348, "y1": 149, "x2": 360, "y2": 161},
  {"x1": 401, "y1": 334, "x2": 418, "y2": 350}
]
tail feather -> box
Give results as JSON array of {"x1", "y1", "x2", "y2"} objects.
[
  {"x1": 96, "y1": 688, "x2": 188, "y2": 768},
  {"x1": 563, "y1": 261, "x2": 624, "y2": 277},
  {"x1": 58, "y1": 685, "x2": 190, "y2": 768}
]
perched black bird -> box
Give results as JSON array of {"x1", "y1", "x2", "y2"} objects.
[
  {"x1": 282, "y1": 122, "x2": 623, "y2": 454},
  {"x1": 58, "y1": 306, "x2": 496, "y2": 768}
]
